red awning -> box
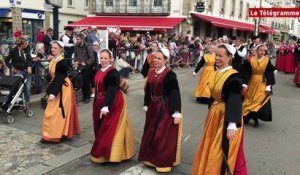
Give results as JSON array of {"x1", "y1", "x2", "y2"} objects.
[
  {"x1": 192, "y1": 13, "x2": 254, "y2": 32},
  {"x1": 259, "y1": 25, "x2": 277, "y2": 34},
  {"x1": 66, "y1": 16, "x2": 185, "y2": 31}
]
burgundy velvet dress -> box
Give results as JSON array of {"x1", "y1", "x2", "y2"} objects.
[
  {"x1": 284, "y1": 45, "x2": 296, "y2": 74},
  {"x1": 275, "y1": 46, "x2": 286, "y2": 71},
  {"x1": 138, "y1": 68, "x2": 182, "y2": 167}
]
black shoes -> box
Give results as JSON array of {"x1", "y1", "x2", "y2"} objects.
[
  {"x1": 244, "y1": 116, "x2": 259, "y2": 127},
  {"x1": 80, "y1": 98, "x2": 90, "y2": 103},
  {"x1": 40, "y1": 139, "x2": 58, "y2": 144},
  {"x1": 243, "y1": 117, "x2": 250, "y2": 125},
  {"x1": 253, "y1": 119, "x2": 259, "y2": 128}
]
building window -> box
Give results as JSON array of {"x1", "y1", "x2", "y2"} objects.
[
  {"x1": 154, "y1": 0, "x2": 162, "y2": 7},
  {"x1": 68, "y1": 0, "x2": 73, "y2": 6},
  {"x1": 208, "y1": 0, "x2": 214, "y2": 10},
  {"x1": 220, "y1": 0, "x2": 226, "y2": 13},
  {"x1": 106, "y1": 0, "x2": 113, "y2": 6},
  {"x1": 246, "y1": 3, "x2": 249, "y2": 19},
  {"x1": 129, "y1": 0, "x2": 137, "y2": 6},
  {"x1": 85, "y1": 0, "x2": 89, "y2": 7},
  {"x1": 231, "y1": 0, "x2": 235, "y2": 16},
  {"x1": 239, "y1": 1, "x2": 243, "y2": 18}
]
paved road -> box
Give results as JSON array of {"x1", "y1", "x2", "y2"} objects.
[{"x1": 1, "y1": 67, "x2": 300, "y2": 175}]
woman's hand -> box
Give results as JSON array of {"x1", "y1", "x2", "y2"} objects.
[
  {"x1": 142, "y1": 106, "x2": 148, "y2": 112},
  {"x1": 227, "y1": 129, "x2": 237, "y2": 140},
  {"x1": 47, "y1": 94, "x2": 55, "y2": 103},
  {"x1": 241, "y1": 87, "x2": 248, "y2": 97},
  {"x1": 99, "y1": 111, "x2": 108, "y2": 119},
  {"x1": 174, "y1": 118, "x2": 181, "y2": 124}
]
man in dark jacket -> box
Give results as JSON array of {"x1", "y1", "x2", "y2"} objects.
[
  {"x1": 73, "y1": 33, "x2": 94, "y2": 103},
  {"x1": 43, "y1": 28, "x2": 54, "y2": 55}
]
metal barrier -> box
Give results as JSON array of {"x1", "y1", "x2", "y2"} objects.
[
  {"x1": 114, "y1": 48, "x2": 146, "y2": 71},
  {"x1": 0, "y1": 42, "x2": 13, "y2": 57},
  {"x1": 0, "y1": 41, "x2": 36, "y2": 57},
  {"x1": 113, "y1": 47, "x2": 199, "y2": 70}
]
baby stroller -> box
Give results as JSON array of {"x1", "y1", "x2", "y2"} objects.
[{"x1": 0, "y1": 75, "x2": 34, "y2": 123}]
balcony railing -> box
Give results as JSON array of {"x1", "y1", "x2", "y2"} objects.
[{"x1": 92, "y1": 1, "x2": 171, "y2": 15}]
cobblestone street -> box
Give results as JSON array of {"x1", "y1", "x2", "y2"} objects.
[{"x1": 0, "y1": 125, "x2": 75, "y2": 175}]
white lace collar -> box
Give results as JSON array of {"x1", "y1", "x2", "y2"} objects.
[
  {"x1": 101, "y1": 65, "x2": 111, "y2": 72},
  {"x1": 155, "y1": 66, "x2": 166, "y2": 74}
]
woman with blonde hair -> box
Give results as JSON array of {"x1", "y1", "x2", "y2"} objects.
[
  {"x1": 91, "y1": 49, "x2": 135, "y2": 163},
  {"x1": 41, "y1": 41, "x2": 80, "y2": 143},
  {"x1": 193, "y1": 44, "x2": 216, "y2": 103},
  {"x1": 242, "y1": 44, "x2": 276, "y2": 127},
  {"x1": 192, "y1": 44, "x2": 247, "y2": 175}
]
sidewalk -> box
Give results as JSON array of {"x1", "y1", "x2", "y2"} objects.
[{"x1": 0, "y1": 124, "x2": 90, "y2": 175}]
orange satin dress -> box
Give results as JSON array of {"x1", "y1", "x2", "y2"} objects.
[
  {"x1": 192, "y1": 69, "x2": 244, "y2": 175},
  {"x1": 243, "y1": 56, "x2": 271, "y2": 117},
  {"x1": 42, "y1": 55, "x2": 80, "y2": 142},
  {"x1": 194, "y1": 53, "x2": 216, "y2": 99}
]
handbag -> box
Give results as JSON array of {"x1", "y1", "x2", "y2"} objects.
[{"x1": 120, "y1": 78, "x2": 129, "y2": 93}]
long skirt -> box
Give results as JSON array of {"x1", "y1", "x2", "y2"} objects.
[
  {"x1": 192, "y1": 101, "x2": 247, "y2": 175},
  {"x1": 194, "y1": 66, "x2": 214, "y2": 100},
  {"x1": 42, "y1": 79, "x2": 80, "y2": 142},
  {"x1": 243, "y1": 75, "x2": 272, "y2": 121},
  {"x1": 91, "y1": 92, "x2": 135, "y2": 163},
  {"x1": 138, "y1": 98, "x2": 182, "y2": 168},
  {"x1": 294, "y1": 62, "x2": 300, "y2": 86},
  {"x1": 284, "y1": 52, "x2": 295, "y2": 73},
  {"x1": 275, "y1": 54, "x2": 284, "y2": 71}
]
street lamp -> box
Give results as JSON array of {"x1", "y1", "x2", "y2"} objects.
[{"x1": 45, "y1": 0, "x2": 63, "y2": 40}]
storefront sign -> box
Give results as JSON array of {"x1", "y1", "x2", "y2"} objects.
[
  {"x1": 133, "y1": 27, "x2": 154, "y2": 31},
  {"x1": 22, "y1": 9, "x2": 45, "y2": 20},
  {"x1": 37, "y1": 12, "x2": 42, "y2": 19},
  {"x1": 249, "y1": 8, "x2": 300, "y2": 18}
]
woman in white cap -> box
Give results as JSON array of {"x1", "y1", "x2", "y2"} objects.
[
  {"x1": 242, "y1": 44, "x2": 276, "y2": 127},
  {"x1": 90, "y1": 49, "x2": 135, "y2": 163},
  {"x1": 138, "y1": 48, "x2": 183, "y2": 173},
  {"x1": 41, "y1": 41, "x2": 80, "y2": 143},
  {"x1": 192, "y1": 44, "x2": 247, "y2": 175},
  {"x1": 193, "y1": 44, "x2": 216, "y2": 103}
]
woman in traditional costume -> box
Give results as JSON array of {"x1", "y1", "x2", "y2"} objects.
[
  {"x1": 275, "y1": 43, "x2": 287, "y2": 71},
  {"x1": 41, "y1": 41, "x2": 80, "y2": 143},
  {"x1": 293, "y1": 42, "x2": 300, "y2": 86},
  {"x1": 192, "y1": 44, "x2": 247, "y2": 175},
  {"x1": 193, "y1": 45, "x2": 216, "y2": 103},
  {"x1": 138, "y1": 48, "x2": 183, "y2": 173},
  {"x1": 242, "y1": 44, "x2": 276, "y2": 127},
  {"x1": 284, "y1": 41, "x2": 296, "y2": 74},
  {"x1": 91, "y1": 49, "x2": 135, "y2": 163}
]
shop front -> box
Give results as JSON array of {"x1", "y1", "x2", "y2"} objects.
[
  {"x1": 66, "y1": 16, "x2": 185, "y2": 33},
  {"x1": 0, "y1": 8, "x2": 44, "y2": 43},
  {"x1": 192, "y1": 13, "x2": 254, "y2": 40}
]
